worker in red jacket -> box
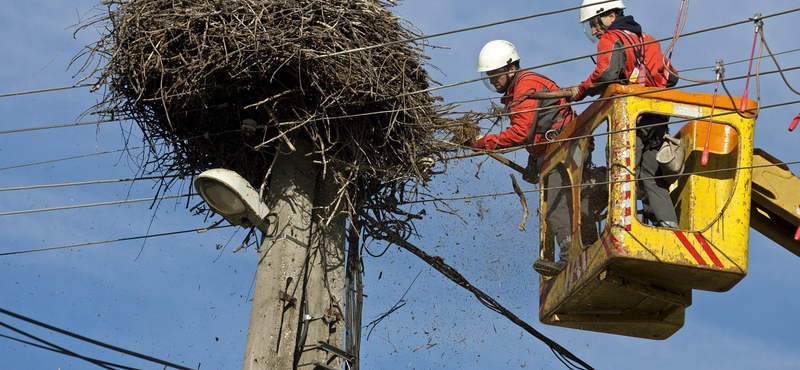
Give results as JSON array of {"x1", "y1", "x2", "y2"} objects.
[
  {"x1": 471, "y1": 40, "x2": 578, "y2": 276},
  {"x1": 569, "y1": 0, "x2": 679, "y2": 232}
]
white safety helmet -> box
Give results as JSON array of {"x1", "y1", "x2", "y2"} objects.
[
  {"x1": 579, "y1": 0, "x2": 626, "y2": 42},
  {"x1": 477, "y1": 40, "x2": 520, "y2": 92},
  {"x1": 477, "y1": 40, "x2": 520, "y2": 72}
]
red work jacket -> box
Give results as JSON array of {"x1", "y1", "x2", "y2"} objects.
[
  {"x1": 578, "y1": 28, "x2": 675, "y2": 98},
  {"x1": 474, "y1": 71, "x2": 575, "y2": 157}
]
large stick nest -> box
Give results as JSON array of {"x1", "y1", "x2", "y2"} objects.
[{"x1": 75, "y1": 0, "x2": 457, "y2": 240}]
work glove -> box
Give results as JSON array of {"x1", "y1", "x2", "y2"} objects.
[
  {"x1": 567, "y1": 84, "x2": 587, "y2": 102},
  {"x1": 522, "y1": 157, "x2": 540, "y2": 184},
  {"x1": 470, "y1": 135, "x2": 486, "y2": 149}
]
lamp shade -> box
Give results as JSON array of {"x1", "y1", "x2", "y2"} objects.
[{"x1": 194, "y1": 169, "x2": 270, "y2": 232}]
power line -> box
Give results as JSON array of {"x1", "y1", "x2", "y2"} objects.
[
  {"x1": 0, "y1": 224, "x2": 232, "y2": 257},
  {"x1": 409, "y1": 98, "x2": 800, "y2": 204},
  {"x1": 313, "y1": 1, "x2": 620, "y2": 59},
  {"x1": 0, "y1": 307, "x2": 196, "y2": 370},
  {"x1": 0, "y1": 193, "x2": 190, "y2": 217},
  {"x1": 6, "y1": 10, "x2": 798, "y2": 141},
  {"x1": 362, "y1": 212, "x2": 594, "y2": 370},
  {"x1": 404, "y1": 6, "x2": 800, "y2": 98},
  {"x1": 0, "y1": 119, "x2": 118, "y2": 135},
  {"x1": 0, "y1": 146, "x2": 145, "y2": 172},
  {"x1": 0, "y1": 175, "x2": 170, "y2": 193},
  {"x1": 0, "y1": 84, "x2": 93, "y2": 98},
  {"x1": 0, "y1": 322, "x2": 142, "y2": 370}
]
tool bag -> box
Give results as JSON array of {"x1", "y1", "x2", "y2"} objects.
[{"x1": 656, "y1": 134, "x2": 685, "y2": 177}]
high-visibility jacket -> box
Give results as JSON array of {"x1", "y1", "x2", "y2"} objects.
[
  {"x1": 576, "y1": 16, "x2": 676, "y2": 99},
  {"x1": 473, "y1": 71, "x2": 576, "y2": 157}
]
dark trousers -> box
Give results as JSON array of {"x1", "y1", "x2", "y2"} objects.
[
  {"x1": 544, "y1": 166, "x2": 572, "y2": 261},
  {"x1": 635, "y1": 118, "x2": 678, "y2": 225},
  {"x1": 544, "y1": 161, "x2": 602, "y2": 261}
]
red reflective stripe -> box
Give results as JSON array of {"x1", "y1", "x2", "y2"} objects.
[
  {"x1": 694, "y1": 233, "x2": 723, "y2": 268},
  {"x1": 601, "y1": 233, "x2": 612, "y2": 255},
  {"x1": 672, "y1": 230, "x2": 707, "y2": 266}
]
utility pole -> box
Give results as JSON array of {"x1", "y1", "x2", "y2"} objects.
[{"x1": 242, "y1": 136, "x2": 347, "y2": 370}]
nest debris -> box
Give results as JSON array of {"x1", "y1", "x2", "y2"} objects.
[{"x1": 74, "y1": 0, "x2": 460, "y2": 241}]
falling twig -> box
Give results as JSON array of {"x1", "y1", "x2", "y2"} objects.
[{"x1": 510, "y1": 174, "x2": 529, "y2": 231}]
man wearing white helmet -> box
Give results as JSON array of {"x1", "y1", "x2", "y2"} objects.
[
  {"x1": 568, "y1": 0, "x2": 680, "y2": 231},
  {"x1": 472, "y1": 40, "x2": 580, "y2": 276}
]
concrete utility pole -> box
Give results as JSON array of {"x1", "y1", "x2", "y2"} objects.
[{"x1": 242, "y1": 136, "x2": 347, "y2": 370}]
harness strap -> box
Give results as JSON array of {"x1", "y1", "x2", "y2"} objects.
[{"x1": 609, "y1": 30, "x2": 659, "y2": 87}]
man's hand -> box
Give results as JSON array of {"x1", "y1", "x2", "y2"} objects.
[
  {"x1": 470, "y1": 135, "x2": 486, "y2": 149},
  {"x1": 522, "y1": 157, "x2": 540, "y2": 184},
  {"x1": 567, "y1": 84, "x2": 586, "y2": 102}
]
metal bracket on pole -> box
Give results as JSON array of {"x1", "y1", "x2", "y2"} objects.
[
  {"x1": 302, "y1": 341, "x2": 356, "y2": 363},
  {"x1": 278, "y1": 291, "x2": 297, "y2": 307},
  {"x1": 310, "y1": 362, "x2": 338, "y2": 370}
]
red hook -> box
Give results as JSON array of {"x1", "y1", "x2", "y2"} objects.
[
  {"x1": 790, "y1": 113, "x2": 800, "y2": 131},
  {"x1": 795, "y1": 204, "x2": 800, "y2": 241},
  {"x1": 740, "y1": 14, "x2": 763, "y2": 113}
]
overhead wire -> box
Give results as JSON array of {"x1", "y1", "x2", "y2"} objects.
[
  {"x1": 406, "y1": 98, "x2": 800, "y2": 205},
  {"x1": 4, "y1": 8, "x2": 799, "y2": 140},
  {"x1": 361, "y1": 212, "x2": 594, "y2": 370},
  {"x1": 0, "y1": 224, "x2": 232, "y2": 257},
  {"x1": 0, "y1": 321, "x2": 122, "y2": 370},
  {"x1": 2, "y1": 5, "x2": 796, "y2": 370},
  {"x1": 0, "y1": 307, "x2": 197, "y2": 370},
  {"x1": 0, "y1": 83, "x2": 93, "y2": 98},
  {"x1": 313, "y1": 0, "x2": 621, "y2": 59},
  {"x1": 0, "y1": 118, "x2": 118, "y2": 135},
  {"x1": 0, "y1": 6, "x2": 794, "y2": 225},
  {"x1": 3, "y1": 83, "x2": 797, "y2": 217},
  {"x1": 0, "y1": 332, "x2": 146, "y2": 370},
  {"x1": 0, "y1": 193, "x2": 190, "y2": 217},
  {"x1": 397, "y1": 6, "x2": 800, "y2": 99},
  {"x1": 0, "y1": 175, "x2": 172, "y2": 193},
  {"x1": 0, "y1": 145, "x2": 145, "y2": 172}
]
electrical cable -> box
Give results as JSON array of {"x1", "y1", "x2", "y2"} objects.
[
  {"x1": 449, "y1": 69, "x2": 800, "y2": 161},
  {"x1": 0, "y1": 146, "x2": 146, "y2": 172},
  {"x1": 760, "y1": 25, "x2": 800, "y2": 96},
  {"x1": 0, "y1": 84, "x2": 93, "y2": 98},
  {"x1": 0, "y1": 119, "x2": 117, "y2": 135},
  {"x1": 0, "y1": 193, "x2": 189, "y2": 217},
  {"x1": 360, "y1": 212, "x2": 594, "y2": 370},
  {"x1": 0, "y1": 175, "x2": 171, "y2": 193},
  {"x1": 3, "y1": 99, "x2": 797, "y2": 219},
  {"x1": 3, "y1": 85, "x2": 797, "y2": 220},
  {"x1": 0, "y1": 321, "x2": 118, "y2": 370},
  {"x1": 401, "y1": 6, "x2": 800, "y2": 99},
  {"x1": 10, "y1": 5, "x2": 798, "y2": 126},
  {"x1": 313, "y1": 0, "x2": 622, "y2": 60},
  {"x1": 5, "y1": 13, "x2": 799, "y2": 150},
  {"x1": 0, "y1": 224, "x2": 233, "y2": 257},
  {"x1": 0, "y1": 307, "x2": 196, "y2": 370},
  {"x1": 406, "y1": 97, "x2": 800, "y2": 205}
]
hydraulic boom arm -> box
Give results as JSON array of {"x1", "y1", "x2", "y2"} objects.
[{"x1": 750, "y1": 148, "x2": 800, "y2": 257}]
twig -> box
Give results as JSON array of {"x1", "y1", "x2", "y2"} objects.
[{"x1": 510, "y1": 174, "x2": 529, "y2": 231}]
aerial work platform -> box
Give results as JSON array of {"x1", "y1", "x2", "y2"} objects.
[{"x1": 536, "y1": 84, "x2": 757, "y2": 339}]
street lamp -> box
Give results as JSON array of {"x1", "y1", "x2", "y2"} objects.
[{"x1": 194, "y1": 168, "x2": 271, "y2": 233}]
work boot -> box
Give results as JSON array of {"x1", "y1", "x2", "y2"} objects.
[{"x1": 533, "y1": 259, "x2": 566, "y2": 276}]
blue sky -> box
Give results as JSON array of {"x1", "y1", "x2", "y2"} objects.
[{"x1": 2, "y1": 1, "x2": 799, "y2": 369}]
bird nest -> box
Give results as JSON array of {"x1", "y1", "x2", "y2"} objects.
[{"x1": 74, "y1": 0, "x2": 458, "y2": 241}]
